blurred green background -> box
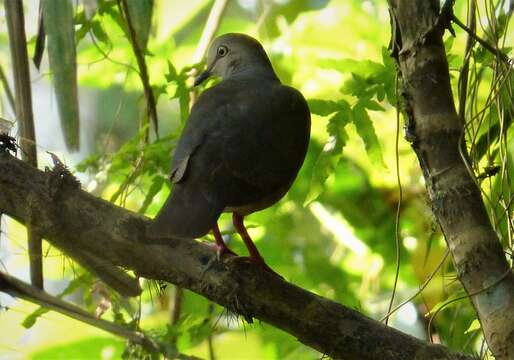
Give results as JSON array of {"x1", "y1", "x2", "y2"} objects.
[{"x1": 0, "y1": 0, "x2": 512, "y2": 359}]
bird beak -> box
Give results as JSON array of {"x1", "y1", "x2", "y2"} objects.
[{"x1": 194, "y1": 69, "x2": 211, "y2": 87}]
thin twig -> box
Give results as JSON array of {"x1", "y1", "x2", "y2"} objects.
[
  {"x1": 0, "y1": 271, "x2": 160, "y2": 353},
  {"x1": 117, "y1": 0, "x2": 158, "y2": 142},
  {"x1": 255, "y1": 1, "x2": 272, "y2": 33},
  {"x1": 189, "y1": 0, "x2": 229, "y2": 106},
  {"x1": 169, "y1": 285, "x2": 184, "y2": 346},
  {"x1": 207, "y1": 302, "x2": 216, "y2": 360},
  {"x1": 171, "y1": 287, "x2": 183, "y2": 325},
  {"x1": 380, "y1": 249, "x2": 450, "y2": 322},
  {"x1": 384, "y1": 72, "x2": 402, "y2": 326},
  {"x1": 427, "y1": 268, "x2": 512, "y2": 341},
  {"x1": 192, "y1": 0, "x2": 229, "y2": 64},
  {"x1": 457, "y1": 0, "x2": 476, "y2": 122},
  {"x1": 452, "y1": 14, "x2": 512, "y2": 65}
]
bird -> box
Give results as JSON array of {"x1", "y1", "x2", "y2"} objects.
[{"x1": 147, "y1": 33, "x2": 311, "y2": 273}]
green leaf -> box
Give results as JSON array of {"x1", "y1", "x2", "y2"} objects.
[
  {"x1": 124, "y1": 0, "x2": 154, "y2": 51},
  {"x1": 352, "y1": 102, "x2": 385, "y2": 166},
  {"x1": 43, "y1": 0, "x2": 80, "y2": 150},
  {"x1": 327, "y1": 101, "x2": 351, "y2": 137},
  {"x1": 32, "y1": 337, "x2": 124, "y2": 359},
  {"x1": 319, "y1": 58, "x2": 385, "y2": 79},
  {"x1": 305, "y1": 107, "x2": 352, "y2": 205},
  {"x1": 376, "y1": 86, "x2": 386, "y2": 102},
  {"x1": 138, "y1": 176, "x2": 165, "y2": 214},
  {"x1": 472, "y1": 74, "x2": 514, "y2": 161},
  {"x1": 427, "y1": 292, "x2": 466, "y2": 316},
  {"x1": 91, "y1": 19, "x2": 110, "y2": 45},
  {"x1": 22, "y1": 307, "x2": 50, "y2": 329},
  {"x1": 165, "y1": 60, "x2": 178, "y2": 82},
  {"x1": 361, "y1": 99, "x2": 385, "y2": 112},
  {"x1": 464, "y1": 319, "x2": 481, "y2": 334},
  {"x1": 258, "y1": 0, "x2": 330, "y2": 38},
  {"x1": 75, "y1": 22, "x2": 91, "y2": 45},
  {"x1": 340, "y1": 73, "x2": 373, "y2": 98},
  {"x1": 444, "y1": 36, "x2": 454, "y2": 53},
  {"x1": 307, "y1": 99, "x2": 341, "y2": 116},
  {"x1": 102, "y1": 3, "x2": 130, "y2": 39},
  {"x1": 22, "y1": 274, "x2": 90, "y2": 329},
  {"x1": 381, "y1": 46, "x2": 395, "y2": 70},
  {"x1": 74, "y1": 8, "x2": 88, "y2": 25}
]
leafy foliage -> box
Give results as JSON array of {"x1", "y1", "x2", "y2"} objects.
[{"x1": 0, "y1": 1, "x2": 512, "y2": 359}]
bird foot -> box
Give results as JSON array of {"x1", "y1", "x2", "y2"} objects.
[
  {"x1": 203, "y1": 241, "x2": 237, "y2": 260},
  {"x1": 215, "y1": 243, "x2": 237, "y2": 261}
]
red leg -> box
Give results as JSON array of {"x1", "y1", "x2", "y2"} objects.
[
  {"x1": 212, "y1": 223, "x2": 237, "y2": 258},
  {"x1": 232, "y1": 212, "x2": 276, "y2": 274}
]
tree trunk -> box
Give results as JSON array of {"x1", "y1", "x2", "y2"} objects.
[{"x1": 388, "y1": 1, "x2": 514, "y2": 358}]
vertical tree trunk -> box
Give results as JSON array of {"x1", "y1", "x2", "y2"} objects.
[
  {"x1": 5, "y1": 0, "x2": 43, "y2": 289},
  {"x1": 388, "y1": 1, "x2": 514, "y2": 358}
]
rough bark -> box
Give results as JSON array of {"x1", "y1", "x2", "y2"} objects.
[
  {"x1": 388, "y1": 1, "x2": 514, "y2": 359},
  {"x1": 0, "y1": 152, "x2": 471, "y2": 360}
]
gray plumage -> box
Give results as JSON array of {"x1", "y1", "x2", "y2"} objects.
[{"x1": 147, "y1": 33, "x2": 310, "y2": 240}]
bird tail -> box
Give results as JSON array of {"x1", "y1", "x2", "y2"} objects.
[{"x1": 146, "y1": 185, "x2": 223, "y2": 239}]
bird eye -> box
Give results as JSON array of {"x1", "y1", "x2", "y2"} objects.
[{"x1": 217, "y1": 45, "x2": 228, "y2": 57}]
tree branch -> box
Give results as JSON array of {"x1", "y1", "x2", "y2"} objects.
[
  {"x1": 0, "y1": 271, "x2": 160, "y2": 353},
  {"x1": 118, "y1": 0, "x2": 158, "y2": 141},
  {"x1": 388, "y1": 1, "x2": 514, "y2": 359},
  {"x1": 0, "y1": 152, "x2": 471, "y2": 360},
  {"x1": 451, "y1": 14, "x2": 512, "y2": 65}
]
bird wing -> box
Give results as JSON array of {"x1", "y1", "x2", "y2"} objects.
[
  {"x1": 219, "y1": 81, "x2": 311, "y2": 204},
  {"x1": 148, "y1": 79, "x2": 310, "y2": 239},
  {"x1": 171, "y1": 78, "x2": 310, "y2": 206},
  {"x1": 147, "y1": 85, "x2": 232, "y2": 239}
]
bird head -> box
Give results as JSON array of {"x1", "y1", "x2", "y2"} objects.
[{"x1": 194, "y1": 33, "x2": 276, "y2": 86}]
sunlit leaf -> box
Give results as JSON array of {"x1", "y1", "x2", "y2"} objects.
[
  {"x1": 124, "y1": 0, "x2": 153, "y2": 51},
  {"x1": 472, "y1": 73, "x2": 514, "y2": 162},
  {"x1": 319, "y1": 58, "x2": 385, "y2": 79},
  {"x1": 260, "y1": 0, "x2": 330, "y2": 38},
  {"x1": 22, "y1": 274, "x2": 90, "y2": 329},
  {"x1": 352, "y1": 101, "x2": 384, "y2": 166},
  {"x1": 165, "y1": 60, "x2": 178, "y2": 82},
  {"x1": 22, "y1": 307, "x2": 50, "y2": 329},
  {"x1": 426, "y1": 293, "x2": 466, "y2": 316},
  {"x1": 340, "y1": 73, "x2": 373, "y2": 98},
  {"x1": 74, "y1": 10, "x2": 91, "y2": 44},
  {"x1": 139, "y1": 175, "x2": 165, "y2": 214},
  {"x1": 308, "y1": 99, "x2": 341, "y2": 116},
  {"x1": 91, "y1": 19, "x2": 110, "y2": 45},
  {"x1": 305, "y1": 106, "x2": 351, "y2": 205},
  {"x1": 464, "y1": 319, "x2": 481, "y2": 334},
  {"x1": 100, "y1": 1, "x2": 130, "y2": 39},
  {"x1": 361, "y1": 99, "x2": 385, "y2": 112},
  {"x1": 43, "y1": 0, "x2": 80, "y2": 150}
]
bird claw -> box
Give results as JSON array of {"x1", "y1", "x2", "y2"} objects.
[
  {"x1": 201, "y1": 241, "x2": 237, "y2": 261},
  {"x1": 216, "y1": 244, "x2": 237, "y2": 261},
  {"x1": 199, "y1": 242, "x2": 238, "y2": 280}
]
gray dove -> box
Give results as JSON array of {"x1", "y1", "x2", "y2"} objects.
[{"x1": 147, "y1": 33, "x2": 310, "y2": 272}]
